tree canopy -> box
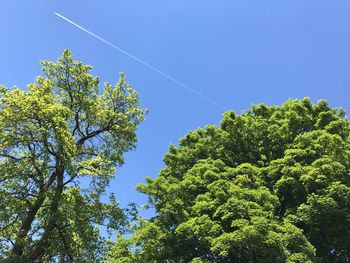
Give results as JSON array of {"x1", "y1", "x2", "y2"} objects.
[
  {"x1": 109, "y1": 98, "x2": 350, "y2": 262},
  {"x1": 0, "y1": 50, "x2": 145, "y2": 262},
  {"x1": 2, "y1": 51, "x2": 350, "y2": 262}
]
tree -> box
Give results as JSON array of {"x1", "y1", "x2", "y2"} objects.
[
  {"x1": 108, "y1": 98, "x2": 350, "y2": 262},
  {"x1": 0, "y1": 50, "x2": 146, "y2": 262}
]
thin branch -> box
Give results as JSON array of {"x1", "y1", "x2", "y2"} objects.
[
  {"x1": 0, "y1": 215, "x2": 19, "y2": 233},
  {"x1": 55, "y1": 223, "x2": 74, "y2": 261},
  {"x1": 63, "y1": 170, "x2": 80, "y2": 186}
]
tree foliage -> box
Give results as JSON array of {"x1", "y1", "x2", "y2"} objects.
[
  {"x1": 0, "y1": 50, "x2": 145, "y2": 262},
  {"x1": 109, "y1": 98, "x2": 350, "y2": 262}
]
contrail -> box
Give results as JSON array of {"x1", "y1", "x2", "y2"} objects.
[{"x1": 54, "y1": 12, "x2": 225, "y2": 110}]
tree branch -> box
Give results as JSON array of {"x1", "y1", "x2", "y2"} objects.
[
  {"x1": 10, "y1": 171, "x2": 57, "y2": 258},
  {"x1": 29, "y1": 167, "x2": 65, "y2": 261}
]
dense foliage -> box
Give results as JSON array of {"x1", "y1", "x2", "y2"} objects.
[
  {"x1": 109, "y1": 99, "x2": 350, "y2": 262},
  {"x1": 0, "y1": 50, "x2": 145, "y2": 262}
]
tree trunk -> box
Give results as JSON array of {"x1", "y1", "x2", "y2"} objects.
[
  {"x1": 10, "y1": 172, "x2": 57, "y2": 258},
  {"x1": 10, "y1": 194, "x2": 46, "y2": 257},
  {"x1": 29, "y1": 168, "x2": 65, "y2": 261}
]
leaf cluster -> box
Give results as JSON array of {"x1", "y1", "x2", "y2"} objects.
[
  {"x1": 109, "y1": 98, "x2": 350, "y2": 262},
  {"x1": 0, "y1": 50, "x2": 146, "y2": 262}
]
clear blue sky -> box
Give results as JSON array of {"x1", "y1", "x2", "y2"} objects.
[{"x1": 1, "y1": 1, "x2": 350, "y2": 216}]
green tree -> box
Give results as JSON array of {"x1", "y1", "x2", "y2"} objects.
[
  {"x1": 108, "y1": 98, "x2": 350, "y2": 262},
  {"x1": 0, "y1": 50, "x2": 146, "y2": 262}
]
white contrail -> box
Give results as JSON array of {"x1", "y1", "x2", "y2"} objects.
[{"x1": 54, "y1": 12, "x2": 225, "y2": 110}]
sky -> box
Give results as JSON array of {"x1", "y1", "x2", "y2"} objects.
[{"x1": 1, "y1": 1, "x2": 350, "y2": 217}]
